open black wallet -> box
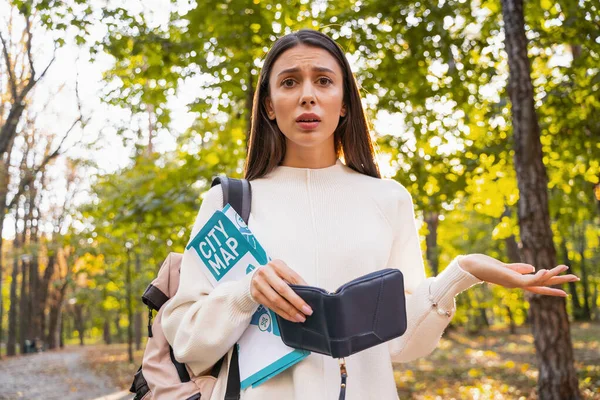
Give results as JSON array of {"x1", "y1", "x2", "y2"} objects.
[
  {"x1": 274, "y1": 268, "x2": 408, "y2": 400},
  {"x1": 275, "y1": 268, "x2": 407, "y2": 358}
]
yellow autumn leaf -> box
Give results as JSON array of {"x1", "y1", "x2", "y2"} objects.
[{"x1": 468, "y1": 368, "x2": 481, "y2": 378}]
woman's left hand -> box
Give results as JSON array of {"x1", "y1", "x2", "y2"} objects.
[{"x1": 458, "y1": 254, "x2": 580, "y2": 297}]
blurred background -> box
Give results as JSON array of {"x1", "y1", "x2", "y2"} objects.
[{"x1": 0, "y1": 0, "x2": 598, "y2": 399}]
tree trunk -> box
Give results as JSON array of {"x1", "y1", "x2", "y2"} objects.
[
  {"x1": 592, "y1": 283, "x2": 598, "y2": 321},
  {"x1": 424, "y1": 211, "x2": 440, "y2": 276},
  {"x1": 478, "y1": 308, "x2": 490, "y2": 327},
  {"x1": 59, "y1": 312, "x2": 64, "y2": 349},
  {"x1": 28, "y1": 254, "x2": 40, "y2": 341},
  {"x1": 474, "y1": 283, "x2": 491, "y2": 331},
  {"x1": 115, "y1": 311, "x2": 123, "y2": 343},
  {"x1": 74, "y1": 304, "x2": 85, "y2": 346},
  {"x1": 501, "y1": 0, "x2": 581, "y2": 397},
  {"x1": 18, "y1": 258, "x2": 29, "y2": 354},
  {"x1": 503, "y1": 207, "x2": 522, "y2": 264},
  {"x1": 505, "y1": 305, "x2": 517, "y2": 334},
  {"x1": 47, "y1": 303, "x2": 60, "y2": 349},
  {"x1": 103, "y1": 319, "x2": 112, "y2": 345},
  {"x1": 561, "y1": 237, "x2": 584, "y2": 320},
  {"x1": 134, "y1": 252, "x2": 142, "y2": 350},
  {"x1": 504, "y1": 216, "x2": 520, "y2": 334},
  {"x1": 0, "y1": 140, "x2": 15, "y2": 358},
  {"x1": 126, "y1": 248, "x2": 134, "y2": 363},
  {"x1": 20, "y1": 188, "x2": 32, "y2": 350},
  {"x1": 7, "y1": 200, "x2": 20, "y2": 356},
  {"x1": 37, "y1": 254, "x2": 56, "y2": 346},
  {"x1": 577, "y1": 224, "x2": 591, "y2": 320},
  {"x1": 7, "y1": 248, "x2": 19, "y2": 356},
  {"x1": 46, "y1": 279, "x2": 68, "y2": 349},
  {"x1": 505, "y1": 234, "x2": 521, "y2": 264},
  {"x1": 27, "y1": 181, "x2": 41, "y2": 341}
]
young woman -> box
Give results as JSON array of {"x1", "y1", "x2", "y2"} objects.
[{"x1": 162, "y1": 29, "x2": 579, "y2": 400}]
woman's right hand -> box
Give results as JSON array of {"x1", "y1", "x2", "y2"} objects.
[{"x1": 250, "y1": 259, "x2": 313, "y2": 323}]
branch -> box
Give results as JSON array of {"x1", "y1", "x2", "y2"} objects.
[
  {"x1": 6, "y1": 115, "x2": 81, "y2": 211},
  {"x1": 0, "y1": 31, "x2": 17, "y2": 99},
  {"x1": 7, "y1": 64, "x2": 87, "y2": 210},
  {"x1": 0, "y1": 36, "x2": 57, "y2": 156},
  {"x1": 33, "y1": 44, "x2": 56, "y2": 84},
  {"x1": 24, "y1": 14, "x2": 35, "y2": 78}
]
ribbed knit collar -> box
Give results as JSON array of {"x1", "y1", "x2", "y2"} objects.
[{"x1": 265, "y1": 158, "x2": 349, "y2": 182}]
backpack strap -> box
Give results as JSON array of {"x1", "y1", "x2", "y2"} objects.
[
  {"x1": 211, "y1": 176, "x2": 252, "y2": 225},
  {"x1": 130, "y1": 366, "x2": 150, "y2": 400},
  {"x1": 225, "y1": 345, "x2": 241, "y2": 400},
  {"x1": 211, "y1": 176, "x2": 251, "y2": 400}
]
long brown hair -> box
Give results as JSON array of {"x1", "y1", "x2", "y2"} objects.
[{"x1": 243, "y1": 29, "x2": 381, "y2": 181}]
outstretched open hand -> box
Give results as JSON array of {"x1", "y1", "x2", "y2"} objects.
[{"x1": 458, "y1": 254, "x2": 580, "y2": 297}]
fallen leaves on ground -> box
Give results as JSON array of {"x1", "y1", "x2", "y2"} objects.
[
  {"x1": 81, "y1": 323, "x2": 600, "y2": 399},
  {"x1": 84, "y1": 343, "x2": 145, "y2": 390},
  {"x1": 394, "y1": 322, "x2": 600, "y2": 399}
]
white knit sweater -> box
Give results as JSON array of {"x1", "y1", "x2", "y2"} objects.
[{"x1": 162, "y1": 159, "x2": 483, "y2": 400}]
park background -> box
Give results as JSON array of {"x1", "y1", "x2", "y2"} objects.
[{"x1": 0, "y1": 0, "x2": 598, "y2": 399}]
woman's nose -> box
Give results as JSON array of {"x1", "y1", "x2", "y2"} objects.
[
  {"x1": 301, "y1": 97, "x2": 316, "y2": 105},
  {"x1": 300, "y1": 82, "x2": 316, "y2": 105}
]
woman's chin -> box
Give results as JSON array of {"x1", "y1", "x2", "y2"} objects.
[
  {"x1": 288, "y1": 133, "x2": 331, "y2": 148},
  {"x1": 281, "y1": 127, "x2": 335, "y2": 148}
]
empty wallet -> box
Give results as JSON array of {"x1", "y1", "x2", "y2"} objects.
[{"x1": 275, "y1": 268, "x2": 407, "y2": 359}]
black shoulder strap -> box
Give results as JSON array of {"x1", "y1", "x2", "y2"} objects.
[
  {"x1": 225, "y1": 344, "x2": 241, "y2": 400},
  {"x1": 210, "y1": 176, "x2": 250, "y2": 399},
  {"x1": 211, "y1": 176, "x2": 252, "y2": 225}
]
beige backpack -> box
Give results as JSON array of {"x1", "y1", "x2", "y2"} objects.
[{"x1": 129, "y1": 177, "x2": 251, "y2": 400}]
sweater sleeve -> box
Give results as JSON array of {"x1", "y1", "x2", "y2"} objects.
[
  {"x1": 161, "y1": 184, "x2": 260, "y2": 376},
  {"x1": 384, "y1": 182, "x2": 483, "y2": 363}
]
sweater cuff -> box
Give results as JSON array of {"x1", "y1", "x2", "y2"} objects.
[
  {"x1": 228, "y1": 268, "x2": 260, "y2": 315},
  {"x1": 429, "y1": 256, "x2": 483, "y2": 311}
]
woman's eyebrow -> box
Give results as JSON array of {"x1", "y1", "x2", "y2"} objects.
[{"x1": 277, "y1": 66, "x2": 336, "y2": 77}]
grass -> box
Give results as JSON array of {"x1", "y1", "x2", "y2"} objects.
[{"x1": 80, "y1": 322, "x2": 600, "y2": 399}]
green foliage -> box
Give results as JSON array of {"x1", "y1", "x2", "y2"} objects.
[
  {"x1": 60, "y1": 0, "x2": 600, "y2": 339},
  {"x1": 9, "y1": 0, "x2": 94, "y2": 46}
]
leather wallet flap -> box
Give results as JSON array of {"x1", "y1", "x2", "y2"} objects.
[{"x1": 276, "y1": 269, "x2": 407, "y2": 358}]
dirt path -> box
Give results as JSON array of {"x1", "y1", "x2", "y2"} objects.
[{"x1": 0, "y1": 347, "x2": 130, "y2": 400}]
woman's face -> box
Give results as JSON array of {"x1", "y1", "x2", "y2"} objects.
[{"x1": 265, "y1": 44, "x2": 346, "y2": 156}]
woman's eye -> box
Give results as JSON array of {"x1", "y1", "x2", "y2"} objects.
[{"x1": 281, "y1": 77, "x2": 332, "y2": 87}]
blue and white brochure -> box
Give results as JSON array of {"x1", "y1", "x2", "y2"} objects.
[{"x1": 185, "y1": 204, "x2": 309, "y2": 389}]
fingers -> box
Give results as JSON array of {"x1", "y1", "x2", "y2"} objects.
[
  {"x1": 524, "y1": 286, "x2": 568, "y2": 297},
  {"x1": 519, "y1": 269, "x2": 552, "y2": 287},
  {"x1": 511, "y1": 262, "x2": 579, "y2": 297},
  {"x1": 505, "y1": 263, "x2": 536, "y2": 274},
  {"x1": 269, "y1": 260, "x2": 312, "y2": 313},
  {"x1": 250, "y1": 260, "x2": 312, "y2": 323},
  {"x1": 271, "y1": 259, "x2": 308, "y2": 285},
  {"x1": 519, "y1": 265, "x2": 569, "y2": 287},
  {"x1": 543, "y1": 274, "x2": 580, "y2": 286},
  {"x1": 252, "y1": 282, "x2": 306, "y2": 322},
  {"x1": 268, "y1": 268, "x2": 313, "y2": 316}
]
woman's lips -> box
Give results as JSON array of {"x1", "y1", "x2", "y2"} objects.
[{"x1": 296, "y1": 121, "x2": 320, "y2": 130}]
